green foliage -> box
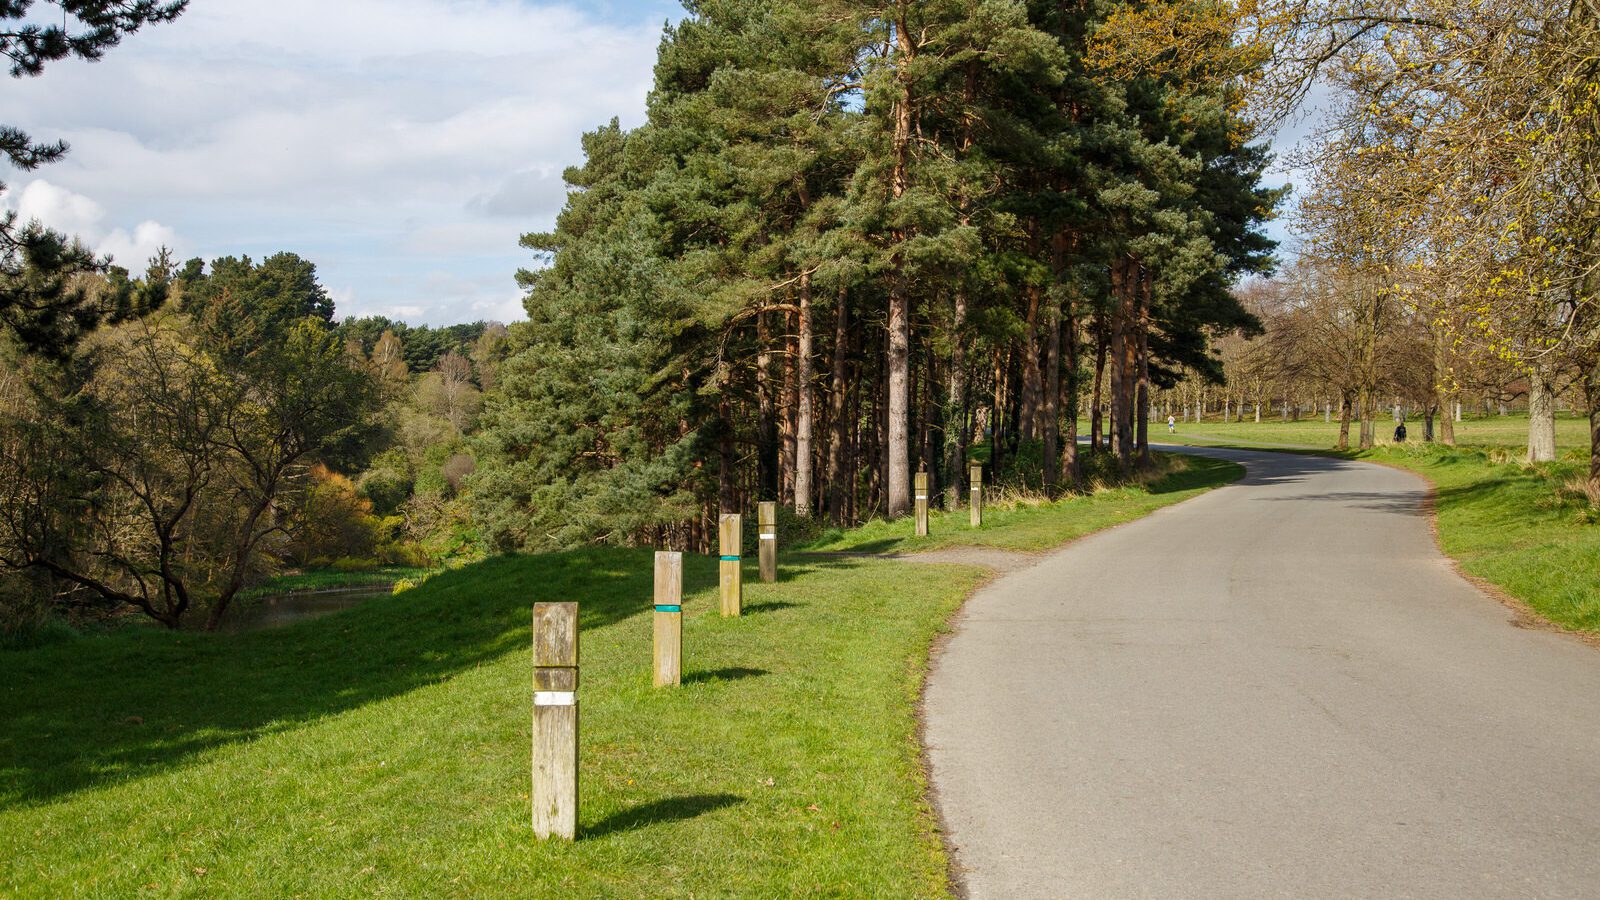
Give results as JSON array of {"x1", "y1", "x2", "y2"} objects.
[
  {"x1": 337, "y1": 316, "x2": 492, "y2": 375},
  {"x1": 0, "y1": 275, "x2": 383, "y2": 629},
  {"x1": 474, "y1": 0, "x2": 1280, "y2": 545},
  {"x1": 177, "y1": 252, "x2": 336, "y2": 354}
]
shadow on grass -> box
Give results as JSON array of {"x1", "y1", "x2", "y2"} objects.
[
  {"x1": 584, "y1": 793, "x2": 744, "y2": 839},
  {"x1": 741, "y1": 601, "x2": 801, "y2": 615},
  {"x1": 0, "y1": 547, "x2": 674, "y2": 809},
  {"x1": 683, "y1": 667, "x2": 768, "y2": 685}
]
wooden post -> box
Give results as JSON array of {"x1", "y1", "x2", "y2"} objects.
[
  {"x1": 914, "y1": 471, "x2": 929, "y2": 537},
  {"x1": 758, "y1": 501, "x2": 777, "y2": 583},
  {"x1": 718, "y1": 514, "x2": 742, "y2": 616},
  {"x1": 969, "y1": 463, "x2": 983, "y2": 528},
  {"x1": 653, "y1": 551, "x2": 682, "y2": 687},
  {"x1": 532, "y1": 601, "x2": 578, "y2": 840}
]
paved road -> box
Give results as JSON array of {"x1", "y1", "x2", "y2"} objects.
[{"x1": 925, "y1": 447, "x2": 1600, "y2": 899}]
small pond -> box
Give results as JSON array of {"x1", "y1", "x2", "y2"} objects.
[{"x1": 219, "y1": 585, "x2": 394, "y2": 634}]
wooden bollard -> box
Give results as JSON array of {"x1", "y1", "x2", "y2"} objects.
[
  {"x1": 914, "y1": 471, "x2": 930, "y2": 537},
  {"x1": 969, "y1": 463, "x2": 983, "y2": 528},
  {"x1": 718, "y1": 513, "x2": 742, "y2": 616},
  {"x1": 532, "y1": 601, "x2": 578, "y2": 840},
  {"x1": 653, "y1": 551, "x2": 682, "y2": 687},
  {"x1": 758, "y1": 501, "x2": 777, "y2": 583}
]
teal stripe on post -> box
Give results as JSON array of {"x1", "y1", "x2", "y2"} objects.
[
  {"x1": 654, "y1": 604, "x2": 681, "y2": 613},
  {"x1": 719, "y1": 555, "x2": 740, "y2": 561}
]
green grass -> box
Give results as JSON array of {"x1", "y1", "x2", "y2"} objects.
[
  {"x1": 1161, "y1": 412, "x2": 1590, "y2": 452},
  {"x1": 0, "y1": 460, "x2": 1244, "y2": 897},
  {"x1": 799, "y1": 453, "x2": 1245, "y2": 554},
  {"x1": 1159, "y1": 419, "x2": 1600, "y2": 633}
]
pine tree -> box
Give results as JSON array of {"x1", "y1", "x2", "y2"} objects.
[{"x1": 0, "y1": 1, "x2": 186, "y2": 355}]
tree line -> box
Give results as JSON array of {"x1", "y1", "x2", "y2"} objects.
[{"x1": 472, "y1": 0, "x2": 1281, "y2": 553}]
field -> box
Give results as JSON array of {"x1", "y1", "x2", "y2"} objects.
[
  {"x1": 0, "y1": 457, "x2": 1242, "y2": 897},
  {"x1": 1163, "y1": 411, "x2": 1591, "y2": 453}
]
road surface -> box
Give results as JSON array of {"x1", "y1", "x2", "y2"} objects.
[{"x1": 925, "y1": 446, "x2": 1600, "y2": 898}]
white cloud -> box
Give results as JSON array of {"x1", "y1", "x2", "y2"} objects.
[
  {"x1": 3, "y1": 179, "x2": 184, "y2": 267},
  {"x1": 4, "y1": 0, "x2": 672, "y2": 324}
]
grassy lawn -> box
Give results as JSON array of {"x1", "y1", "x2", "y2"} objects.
[
  {"x1": 1162, "y1": 412, "x2": 1591, "y2": 452},
  {"x1": 1158, "y1": 419, "x2": 1600, "y2": 633},
  {"x1": 0, "y1": 458, "x2": 1243, "y2": 897}
]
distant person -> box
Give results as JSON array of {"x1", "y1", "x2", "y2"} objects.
[
  {"x1": 1167, "y1": 414, "x2": 1176, "y2": 433},
  {"x1": 1394, "y1": 422, "x2": 1408, "y2": 443}
]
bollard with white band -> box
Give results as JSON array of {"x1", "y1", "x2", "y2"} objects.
[
  {"x1": 532, "y1": 601, "x2": 579, "y2": 840},
  {"x1": 969, "y1": 462, "x2": 983, "y2": 528},
  {"x1": 718, "y1": 513, "x2": 742, "y2": 616},
  {"x1": 758, "y1": 501, "x2": 778, "y2": 583},
  {"x1": 653, "y1": 551, "x2": 682, "y2": 687},
  {"x1": 914, "y1": 471, "x2": 930, "y2": 537}
]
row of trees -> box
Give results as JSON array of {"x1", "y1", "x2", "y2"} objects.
[
  {"x1": 0, "y1": 250, "x2": 509, "y2": 631},
  {"x1": 474, "y1": 0, "x2": 1281, "y2": 552},
  {"x1": 1157, "y1": 258, "x2": 1577, "y2": 452},
  {"x1": 1247, "y1": 0, "x2": 1598, "y2": 477},
  {"x1": 0, "y1": 255, "x2": 380, "y2": 630}
]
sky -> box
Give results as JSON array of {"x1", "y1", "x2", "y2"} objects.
[
  {"x1": 4, "y1": 0, "x2": 1307, "y2": 328},
  {"x1": 3, "y1": 0, "x2": 683, "y2": 326}
]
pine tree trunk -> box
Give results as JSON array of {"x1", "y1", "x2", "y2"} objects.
[
  {"x1": 1044, "y1": 289, "x2": 1061, "y2": 487},
  {"x1": 719, "y1": 393, "x2": 737, "y2": 514},
  {"x1": 826, "y1": 288, "x2": 851, "y2": 525},
  {"x1": 1090, "y1": 315, "x2": 1107, "y2": 452},
  {"x1": 1061, "y1": 297, "x2": 1080, "y2": 485},
  {"x1": 884, "y1": 6, "x2": 915, "y2": 519},
  {"x1": 1109, "y1": 258, "x2": 1135, "y2": 472},
  {"x1": 794, "y1": 272, "x2": 815, "y2": 516},
  {"x1": 991, "y1": 350, "x2": 1006, "y2": 477},
  {"x1": 1020, "y1": 286, "x2": 1042, "y2": 442},
  {"x1": 1135, "y1": 267, "x2": 1151, "y2": 467},
  {"x1": 944, "y1": 290, "x2": 969, "y2": 508},
  {"x1": 756, "y1": 312, "x2": 778, "y2": 500},
  {"x1": 781, "y1": 308, "x2": 798, "y2": 504}
]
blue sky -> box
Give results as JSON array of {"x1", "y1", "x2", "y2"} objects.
[{"x1": 4, "y1": 1, "x2": 1300, "y2": 327}]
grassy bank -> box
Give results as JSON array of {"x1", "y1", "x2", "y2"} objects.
[
  {"x1": 1158, "y1": 419, "x2": 1600, "y2": 633},
  {"x1": 800, "y1": 453, "x2": 1244, "y2": 554},
  {"x1": 1, "y1": 457, "x2": 1242, "y2": 897}
]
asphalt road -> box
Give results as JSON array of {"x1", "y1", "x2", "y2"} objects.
[{"x1": 925, "y1": 446, "x2": 1600, "y2": 899}]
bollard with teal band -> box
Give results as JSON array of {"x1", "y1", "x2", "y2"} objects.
[
  {"x1": 969, "y1": 462, "x2": 983, "y2": 528},
  {"x1": 914, "y1": 471, "x2": 930, "y2": 537},
  {"x1": 758, "y1": 501, "x2": 778, "y2": 583},
  {"x1": 653, "y1": 551, "x2": 682, "y2": 687},
  {"x1": 718, "y1": 513, "x2": 742, "y2": 616}
]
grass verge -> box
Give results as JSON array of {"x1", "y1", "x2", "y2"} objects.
[
  {"x1": 1, "y1": 456, "x2": 1243, "y2": 897},
  {"x1": 799, "y1": 452, "x2": 1245, "y2": 554}
]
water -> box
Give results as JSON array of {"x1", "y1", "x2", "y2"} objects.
[{"x1": 219, "y1": 585, "x2": 393, "y2": 633}]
